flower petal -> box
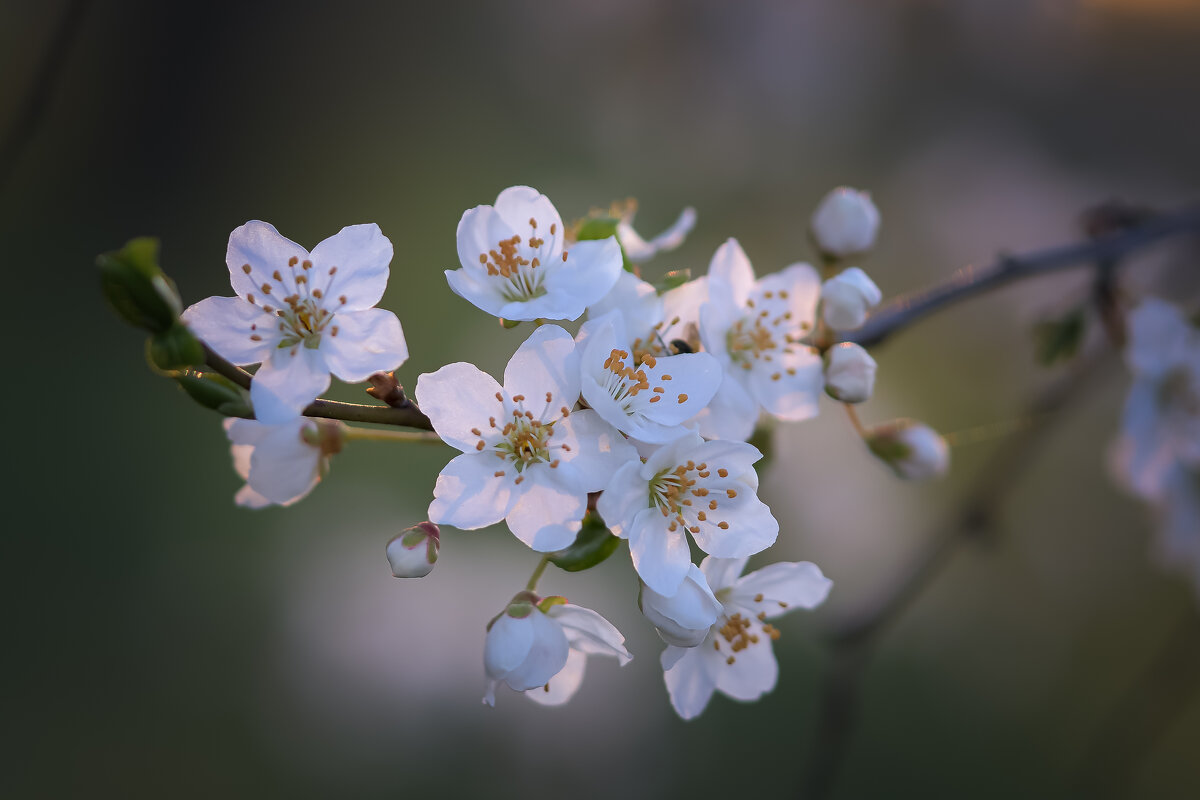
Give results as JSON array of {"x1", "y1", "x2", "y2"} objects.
[
  {"x1": 493, "y1": 186, "x2": 565, "y2": 261},
  {"x1": 320, "y1": 307, "x2": 408, "y2": 382},
  {"x1": 226, "y1": 221, "x2": 309, "y2": 302},
  {"x1": 700, "y1": 556, "x2": 750, "y2": 593},
  {"x1": 246, "y1": 419, "x2": 321, "y2": 505},
  {"x1": 549, "y1": 604, "x2": 632, "y2": 664},
  {"x1": 250, "y1": 346, "x2": 331, "y2": 424},
  {"x1": 662, "y1": 646, "x2": 717, "y2": 720},
  {"x1": 429, "y1": 452, "x2": 518, "y2": 530},
  {"x1": 706, "y1": 631, "x2": 778, "y2": 702},
  {"x1": 307, "y1": 223, "x2": 393, "y2": 311},
  {"x1": 503, "y1": 325, "x2": 580, "y2": 413},
  {"x1": 182, "y1": 296, "x2": 276, "y2": 365},
  {"x1": 629, "y1": 508, "x2": 693, "y2": 596},
  {"x1": 542, "y1": 237, "x2": 624, "y2": 320},
  {"x1": 692, "y1": 374, "x2": 759, "y2": 442},
  {"x1": 748, "y1": 347, "x2": 823, "y2": 422},
  {"x1": 505, "y1": 468, "x2": 586, "y2": 552},
  {"x1": 484, "y1": 613, "x2": 535, "y2": 678},
  {"x1": 555, "y1": 410, "x2": 639, "y2": 492},
  {"x1": 618, "y1": 206, "x2": 696, "y2": 262},
  {"x1": 732, "y1": 562, "x2": 833, "y2": 618},
  {"x1": 525, "y1": 647, "x2": 587, "y2": 706},
  {"x1": 415, "y1": 362, "x2": 505, "y2": 453},
  {"x1": 587, "y1": 271, "x2": 663, "y2": 340},
  {"x1": 503, "y1": 610, "x2": 570, "y2": 691},
  {"x1": 707, "y1": 238, "x2": 756, "y2": 307},
  {"x1": 596, "y1": 460, "x2": 649, "y2": 537}
]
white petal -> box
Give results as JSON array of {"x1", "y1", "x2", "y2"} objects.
[
  {"x1": 503, "y1": 325, "x2": 580, "y2": 411},
  {"x1": 503, "y1": 611, "x2": 570, "y2": 691},
  {"x1": 307, "y1": 223, "x2": 393, "y2": 311},
  {"x1": 234, "y1": 483, "x2": 273, "y2": 509},
  {"x1": 707, "y1": 238, "x2": 756, "y2": 307},
  {"x1": 641, "y1": 564, "x2": 722, "y2": 648},
  {"x1": 320, "y1": 307, "x2": 408, "y2": 382},
  {"x1": 542, "y1": 237, "x2": 624, "y2": 320},
  {"x1": 250, "y1": 346, "x2": 331, "y2": 424},
  {"x1": 549, "y1": 604, "x2": 633, "y2": 664},
  {"x1": 553, "y1": 410, "x2": 638, "y2": 492},
  {"x1": 732, "y1": 562, "x2": 833, "y2": 617},
  {"x1": 661, "y1": 275, "x2": 709, "y2": 342},
  {"x1": 706, "y1": 632, "x2": 779, "y2": 702},
  {"x1": 748, "y1": 348, "x2": 823, "y2": 421},
  {"x1": 596, "y1": 460, "x2": 650, "y2": 537},
  {"x1": 690, "y1": 490, "x2": 778, "y2": 559},
  {"x1": 246, "y1": 419, "x2": 321, "y2": 505},
  {"x1": 618, "y1": 207, "x2": 696, "y2": 262},
  {"x1": 429, "y1": 452, "x2": 518, "y2": 530},
  {"x1": 484, "y1": 614, "x2": 534, "y2": 678},
  {"x1": 1127, "y1": 298, "x2": 1193, "y2": 378},
  {"x1": 493, "y1": 186, "x2": 565, "y2": 260},
  {"x1": 226, "y1": 221, "x2": 309, "y2": 302},
  {"x1": 629, "y1": 508, "x2": 693, "y2": 596},
  {"x1": 182, "y1": 296, "x2": 276, "y2": 365},
  {"x1": 637, "y1": 352, "x2": 723, "y2": 427},
  {"x1": 505, "y1": 468, "x2": 586, "y2": 552},
  {"x1": 692, "y1": 374, "x2": 759, "y2": 442},
  {"x1": 587, "y1": 271, "x2": 663, "y2": 340},
  {"x1": 662, "y1": 646, "x2": 717, "y2": 720},
  {"x1": 445, "y1": 266, "x2": 505, "y2": 317},
  {"x1": 456, "y1": 204, "x2": 520, "y2": 282},
  {"x1": 525, "y1": 647, "x2": 586, "y2": 706},
  {"x1": 415, "y1": 363, "x2": 505, "y2": 453},
  {"x1": 700, "y1": 556, "x2": 750, "y2": 593}
]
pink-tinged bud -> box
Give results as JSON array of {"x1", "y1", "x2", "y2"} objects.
[
  {"x1": 824, "y1": 342, "x2": 877, "y2": 404},
  {"x1": 821, "y1": 267, "x2": 882, "y2": 332},
  {"x1": 810, "y1": 187, "x2": 880, "y2": 258},
  {"x1": 865, "y1": 419, "x2": 950, "y2": 481},
  {"x1": 386, "y1": 521, "x2": 440, "y2": 578}
]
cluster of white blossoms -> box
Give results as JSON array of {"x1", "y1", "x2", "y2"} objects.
[
  {"x1": 1111, "y1": 298, "x2": 1200, "y2": 590},
  {"x1": 175, "y1": 185, "x2": 951, "y2": 717}
]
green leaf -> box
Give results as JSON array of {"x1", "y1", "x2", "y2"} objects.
[
  {"x1": 175, "y1": 371, "x2": 251, "y2": 417},
  {"x1": 549, "y1": 512, "x2": 621, "y2": 572},
  {"x1": 97, "y1": 237, "x2": 182, "y2": 334},
  {"x1": 574, "y1": 216, "x2": 633, "y2": 272},
  {"x1": 147, "y1": 322, "x2": 205, "y2": 371},
  {"x1": 1033, "y1": 308, "x2": 1087, "y2": 366}
]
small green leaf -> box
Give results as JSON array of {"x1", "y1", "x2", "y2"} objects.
[
  {"x1": 1033, "y1": 308, "x2": 1087, "y2": 366},
  {"x1": 175, "y1": 371, "x2": 251, "y2": 417},
  {"x1": 148, "y1": 322, "x2": 205, "y2": 371},
  {"x1": 575, "y1": 216, "x2": 633, "y2": 272},
  {"x1": 97, "y1": 237, "x2": 183, "y2": 334},
  {"x1": 549, "y1": 512, "x2": 620, "y2": 572}
]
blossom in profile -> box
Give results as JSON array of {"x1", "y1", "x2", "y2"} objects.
[
  {"x1": 183, "y1": 221, "x2": 408, "y2": 424},
  {"x1": 617, "y1": 205, "x2": 697, "y2": 263},
  {"x1": 865, "y1": 418, "x2": 950, "y2": 481},
  {"x1": 662, "y1": 556, "x2": 832, "y2": 720},
  {"x1": 223, "y1": 416, "x2": 342, "y2": 507},
  {"x1": 696, "y1": 239, "x2": 824, "y2": 441},
  {"x1": 810, "y1": 187, "x2": 880, "y2": 258},
  {"x1": 416, "y1": 325, "x2": 637, "y2": 552},
  {"x1": 483, "y1": 593, "x2": 632, "y2": 707},
  {"x1": 640, "y1": 563, "x2": 723, "y2": 648},
  {"x1": 447, "y1": 186, "x2": 623, "y2": 321},
  {"x1": 598, "y1": 430, "x2": 778, "y2": 596}
]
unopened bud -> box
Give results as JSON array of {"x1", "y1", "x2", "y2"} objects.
[
  {"x1": 821, "y1": 267, "x2": 882, "y2": 331},
  {"x1": 97, "y1": 237, "x2": 183, "y2": 334},
  {"x1": 175, "y1": 371, "x2": 252, "y2": 417},
  {"x1": 386, "y1": 521, "x2": 440, "y2": 578},
  {"x1": 824, "y1": 342, "x2": 877, "y2": 403},
  {"x1": 865, "y1": 419, "x2": 950, "y2": 481},
  {"x1": 810, "y1": 187, "x2": 880, "y2": 258},
  {"x1": 147, "y1": 321, "x2": 205, "y2": 371},
  {"x1": 639, "y1": 565, "x2": 721, "y2": 647}
]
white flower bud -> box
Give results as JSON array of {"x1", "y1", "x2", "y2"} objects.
[
  {"x1": 386, "y1": 521, "x2": 440, "y2": 578},
  {"x1": 866, "y1": 419, "x2": 950, "y2": 481},
  {"x1": 821, "y1": 267, "x2": 882, "y2": 331},
  {"x1": 640, "y1": 564, "x2": 722, "y2": 647},
  {"x1": 810, "y1": 187, "x2": 880, "y2": 258},
  {"x1": 824, "y1": 342, "x2": 877, "y2": 403}
]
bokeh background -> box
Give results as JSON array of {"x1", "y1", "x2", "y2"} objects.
[{"x1": 6, "y1": 1, "x2": 1200, "y2": 797}]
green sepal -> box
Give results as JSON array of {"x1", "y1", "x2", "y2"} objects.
[
  {"x1": 97, "y1": 237, "x2": 182, "y2": 334},
  {"x1": 500, "y1": 318, "x2": 522, "y2": 329},
  {"x1": 575, "y1": 217, "x2": 633, "y2": 272},
  {"x1": 548, "y1": 512, "x2": 620, "y2": 572},
  {"x1": 536, "y1": 595, "x2": 568, "y2": 613},
  {"x1": 1033, "y1": 307, "x2": 1087, "y2": 366},
  {"x1": 175, "y1": 371, "x2": 251, "y2": 417},
  {"x1": 866, "y1": 433, "x2": 911, "y2": 464},
  {"x1": 147, "y1": 322, "x2": 205, "y2": 371}
]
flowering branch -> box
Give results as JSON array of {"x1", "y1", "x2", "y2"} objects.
[{"x1": 846, "y1": 205, "x2": 1200, "y2": 350}]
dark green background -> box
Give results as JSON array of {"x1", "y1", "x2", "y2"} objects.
[{"x1": 5, "y1": 1, "x2": 1200, "y2": 797}]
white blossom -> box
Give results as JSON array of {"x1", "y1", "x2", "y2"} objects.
[
  {"x1": 617, "y1": 206, "x2": 697, "y2": 262},
  {"x1": 587, "y1": 269, "x2": 709, "y2": 360},
  {"x1": 578, "y1": 310, "x2": 722, "y2": 444},
  {"x1": 824, "y1": 342, "x2": 877, "y2": 404},
  {"x1": 810, "y1": 187, "x2": 880, "y2": 258},
  {"x1": 223, "y1": 416, "x2": 341, "y2": 507},
  {"x1": 184, "y1": 221, "x2": 408, "y2": 424},
  {"x1": 866, "y1": 419, "x2": 950, "y2": 481},
  {"x1": 447, "y1": 186, "x2": 623, "y2": 321},
  {"x1": 640, "y1": 564, "x2": 722, "y2": 647},
  {"x1": 696, "y1": 239, "x2": 825, "y2": 442},
  {"x1": 820, "y1": 267, "x2": 882, "y2": 332},
  {"x1": 483, "y1": 595, "x2": 632, "y2": 707},
  {"x1": 597, "y1": 430, "x2": 778, "y2": 596},
  {"x1": 662, "y1": 556, "x2": 832, "y2": 720},
  {"x1": 416, "y1": 325, "x2": 637, "y2": 552}
]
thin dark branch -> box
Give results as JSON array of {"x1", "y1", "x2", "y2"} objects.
[
  {"x1": 847, "y1": 206, "x2": 1200, "y2": 349},
  {"x1": 0, "y1": 0, "x2": 89, "y2": 193}
]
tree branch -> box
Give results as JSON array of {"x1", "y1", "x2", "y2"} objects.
[{"x1": 846, "y1": 205, "x2": 1200, "y2": 350}]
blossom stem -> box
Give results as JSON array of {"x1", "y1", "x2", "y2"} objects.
[
  {"x1": 342, "y1": 426, "x2": 444, "y2": 444},
  {"x1": 844, "y1": 204, "x2": 1200, "y2": 350},
  {"x1": 525, "y1": 556, "x2": 551, "y2": 592},
  {"x1": 841, "y1": 403, "x2": 866, "y2": 438}
]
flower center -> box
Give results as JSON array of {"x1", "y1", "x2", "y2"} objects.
[
  {"x1": 708, "y1": 597, "x2": 787, "y2": 666},
  {"x1": 647, "y1": 459, "x2": 735, "y2": 537},
  {"x1": 242, "y1": 256, "x2": 346, "y2": 350},
  {"x1": 725, "y1": 291, "x2": 812, "y2": 377},
  {"x1": 478, "y1": 217, "x2": 563, "y2": 304},
  {"x1": 472, "y1": 392, "x2": 572, "y2": 478}
]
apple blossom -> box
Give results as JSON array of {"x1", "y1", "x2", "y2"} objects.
[
  {"x1": 587, "y1": 269, "x2": 709, "y2": 361},
  {"x1": 696, "y1": 238, "x2": 824, "y2": 441},
  {"x1": 640, "y1": 563, "x2": 722, "y2": 647},
  {"x1": 866, "y1": 419, "x2": 950, "y2": 480},
  {"x1": 386, "y1": 522, "x2": 440, "y2": 578},
  {"x1": 820, "y1": 266, "x2": 882, "y2": 332},
  {"x1": 416, "y1": 325, "x2": 637, "y2": 552},
  {"x1": 223, "y1": 416, "x2": 342, "y2": 507},
  {"x1": 184, "y1": 221, "x2": 408, "y2": 424},
  {"x1": 483, "y1": 593, "x2": 632, "y2": 706},
  {"x1": 810, "y1": 186, "x2": 880, "y2": 258},
  {"x1": 447, "y1": 186, "x2": 623, "y2": 321},
  {"x1": 824, "y1": 342, "x2": 877, "y2": 403},
  {"x1": 662, "y1": 556, "x2": 832, "y2": 720},
  {"x1": 598, "y1": 430, "x2": 778, "y2": 596}
]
